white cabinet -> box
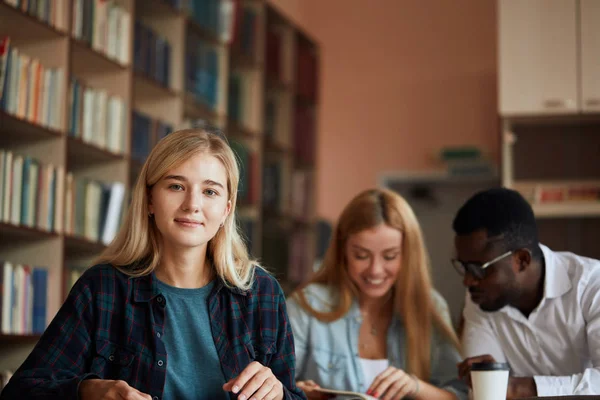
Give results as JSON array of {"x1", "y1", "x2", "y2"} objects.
[
  {"x1": 498, "y1": 0, "x2": 578, "y2": 116},
  {"x1": 580, "y1": 0, "x2": 600, "y2": 113}
]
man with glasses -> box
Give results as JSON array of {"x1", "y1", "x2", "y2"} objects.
[{"x1": 451, "y1": 188, "x2": 600, "y2": 397}]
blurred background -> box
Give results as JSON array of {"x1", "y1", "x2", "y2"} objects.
[{"x1": 0, "y1": 0, "x2": 599, "y2": 377}]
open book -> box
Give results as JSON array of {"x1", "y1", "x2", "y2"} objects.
[{"x1": 314, "y1": 387, "x2": 378, "y2": 400}]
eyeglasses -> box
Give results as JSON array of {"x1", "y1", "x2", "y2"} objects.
[{"x1": 451, "y1": 251, "x2": 513, "y2": 280}]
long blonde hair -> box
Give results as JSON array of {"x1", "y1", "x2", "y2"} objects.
[
  {"x1": 95, "y1": 128, "x2": 258, "y2": 290},
  {"x1": 291, "y1": 188, "x2": 460, "y2": 379}
]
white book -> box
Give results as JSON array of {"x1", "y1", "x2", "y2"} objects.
[
  {"x1": 82, "y1": 89, "x2": 95, "y2": 143},
  {"x1": 0, "y1": 150, "x2": 4, "y2": 222},
  {"x1": 101, "y1": 182, "x2": 125, "y2": 245},
  {"x1": 118, "y1": 10, "x2": 131, "y2": 65},
  {"x1": 95, "y1": 90, "x2": 108, "y2": 148},
  {"x1": 54, "y1": 165, "x2": 64, "y2": 233},
  {"x1": 12, "y1": 264, "x2": 23, "y2": 334},
  {"x1": 1, "y1": 261, "x2": 13, "y2": 334},
  {"x1": 92, "y1": 0, "x2": 108, "y2": 53},
  {"x1": 10, "y1": 155, "x2": 23, "y2": 226},
  {"x1": 36, "y1": 164, "x2": 47, "y2": 231},
  {"x1": 41, "y1": 69, "x2": 51, "y2": 129},
  {"x1": 64, "y1": 172, "x2": 74, "y2": 235},
  {"x1": 7, "y1": 47, "x2": 19, "y2": 115},
  {"x1": 27, "y1": 161, "x2": 38, "y2": 227},
  {"x1": 50, "y1": 69, "x2": 63, "y2": 130},
  {"x1": 2, "y1": 151, "x2": 12, "y2": 222},
  {"x1": 106, "y1": 4, "x2": 119, "y2": 60}
]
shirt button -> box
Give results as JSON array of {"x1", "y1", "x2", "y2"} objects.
[
  {"x1": 157, "y1": 296, "x2": 163, "y2": 303},
  {"x1": 108, "y1": 355, "x2": 115, "y2": 362},
  {"x1": 153, "y1": 397, "x2": 159, "y2": 400},
  {"x1": 157, "y1": 360, "x2": 164, "y2": 367},
  {"x1": 156, "y1": 332, "x2": 161, "y2": 338}
]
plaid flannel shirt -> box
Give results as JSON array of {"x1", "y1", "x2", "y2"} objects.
[{"x1": 0, "y1": 264, "x2": 306, "y2": 400}]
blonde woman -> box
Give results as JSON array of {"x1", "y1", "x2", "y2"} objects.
[
  {"x1": 288, "y1": 189, "x2": 467, "y2": 400},
  {"x1": 1, "y1": 129, "x2": 306, "y2": 400}
]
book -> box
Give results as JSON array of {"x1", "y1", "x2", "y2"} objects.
[{"x1": 314, "y1": 388, "x2": 377, "y2": 400}]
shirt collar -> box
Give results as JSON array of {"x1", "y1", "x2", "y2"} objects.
[
  {"x1": 540, "y1": 244, "x2": 571, "y2": 299},
  {"x1": 132, "y1": 266, "x2": 248, "y2": 303}
]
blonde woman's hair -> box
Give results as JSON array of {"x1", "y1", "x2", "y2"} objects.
[
  {"x1": 95, "y1": 128, "x2": 258, "y2": 290},
  {"x1": 291, "y1": 188, "x2": 460, "y2": 380}
]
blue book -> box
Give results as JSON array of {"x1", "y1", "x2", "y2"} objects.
[{"x1": 32, "y1": 268, "x2": 48, "y2": 334}]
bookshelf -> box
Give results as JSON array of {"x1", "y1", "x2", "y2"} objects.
[
  {"x1": 0, "y1": 0, "x2": 320, "y2": 375},
  {"x1": 501, "y1": 118, "x2": 600, "y2": 260},
  {"x1": 260, "y1": 5, "x2": 319, "y2": 293}
]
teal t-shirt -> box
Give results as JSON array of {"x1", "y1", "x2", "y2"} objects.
[{"x1": 156, "y1": 279, "x2": 229, "y2": 400}]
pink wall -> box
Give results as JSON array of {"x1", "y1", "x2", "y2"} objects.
[{"x1": 268, "y1": 0, "x2": 498, "y2": 222}]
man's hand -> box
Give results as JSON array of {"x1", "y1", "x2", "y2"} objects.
[
  {"x1": 457, "y1": 354, "x2": 497, "y2": 385},
  {"x1": 507, "y1": 377, "x2": 537, "y2": 399},
  {"x1": 223, "y1": 361, "x2": 284, "y2": 400},
  {"x1": 79, "y1": 379, "x2": 152, "y2": 400}
]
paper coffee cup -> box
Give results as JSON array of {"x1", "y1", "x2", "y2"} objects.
[{"x1": 470, "y1": 362, "x2": 510, "y2": 400}]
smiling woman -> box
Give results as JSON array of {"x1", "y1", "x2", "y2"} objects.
[
  {"x1": 287, "y1": 188, "x2": 468, "y2": 400},
  {"x1": 0, "y1": 129, "x2": 307, "y2": 400}
]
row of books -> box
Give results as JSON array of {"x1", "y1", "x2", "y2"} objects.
[
  {"x1": 230, "y1": 140, "x2": 258, "y2": 205},
  {"x1": 134, "y1": 21, "x2": 172, "y2": 88},
  {"x1": 72, "y1": 0, "x2": 131, "y2": 66},
  {"x1": 231, "y1": 3, "x2": 259, "y2": 58},
  {"x1": 296, "y1": 39, "x2": 318, "y2": 103},
  {"x1": 0, "y1": 38, "x2": 64, "y2": 131},
  {"x1": 186, "y1": 0, "x2": 235, "y2": 43},
  {"x1": 63, "y1": 174, "x2": 125, "y2": 245},
  {"x1": 131, "y1": 111, "x2": 173, "y2": 163},
  {"x1": 2, "y1": 0, "x2": 68, "y2": 32},
  {"x1": 261, "y1": 221, "x2": 314, "y2": 285},
  {"x1": 68, "y1": 77, "x2": 128, "y2": 154},
  {"x1": 0, "y1": 149, "x2": 65, "y2": 233},
  {"x1": 517, "y1": 183, "x2": 600, "y2": 204},
  {"x1": 186, "y1": 32, "x2": 220, "y2": 110},
  {"x1": 1, "y1": 261, "x2": 48, "y2": 335},
  {"x1": 263, "y1": 163, "x2": 314, "y2": 218}
]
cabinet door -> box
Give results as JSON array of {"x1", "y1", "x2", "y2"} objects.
[
  {"x1": 580, "y1": 0, "x2": 600, "y2": 113},
  {"x1": 498, "y1": 0, "x2": 579, "y2": 116}
]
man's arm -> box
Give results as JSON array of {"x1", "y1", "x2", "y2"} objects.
[{"x1": 532, "y1": 266, "x2": 600, "y2": 396}]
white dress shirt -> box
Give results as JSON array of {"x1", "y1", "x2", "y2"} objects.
[{"x1": 461, "y1": 244, "x2": 600, "y2": 396}]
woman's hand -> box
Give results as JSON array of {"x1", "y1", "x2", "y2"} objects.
[
  {"x1": 296, "y1": 380, "x2": 334, "y2": 400},
  {"x1": 79, "y1": 379, "x2": 151, "y2": 400},
  {"x1": 223, "y1": 361, "x2": 284, "y2": 400},
  {"x1": 367, "y1": 366, "x2": 419, "y2": 400}
]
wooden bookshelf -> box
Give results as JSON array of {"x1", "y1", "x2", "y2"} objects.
[
  {"x1": 260, "y1": 4, "x2": 319, "y2": 293},
  {"x1": 0, "y1": 0, "x2": 320, "y2": 374},
  {"x1": 501, "y1": 119, "x2": 600, "y2": 260}
]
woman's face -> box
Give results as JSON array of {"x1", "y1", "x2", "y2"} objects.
[
  {"x1": 345, "y1": 223, "x2": 403, "y2": 300},
  {"x1": 148, "y1": 151, "x2": 231, "y2": 251}
]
